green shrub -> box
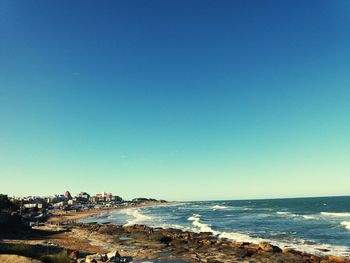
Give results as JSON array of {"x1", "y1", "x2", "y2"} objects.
[
  {"x1": 0, "y1": 243, "x2": 72, "y2": 263},
  {"x1": 40, "y1": 251, "x2": 72, "y2": 263},
  {"x1": 0, "y1": 243, "x2": 37, "y2": 259}
]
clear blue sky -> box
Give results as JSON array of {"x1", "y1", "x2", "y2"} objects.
[{"x1": 1, "y1": 1, "x2": 349, "y2": 200}]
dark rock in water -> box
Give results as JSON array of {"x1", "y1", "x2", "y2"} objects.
[
  {"x1": 317, "y1": 248, "x2": 331, "y2": 252},
  {"x1": 259, "y1": 242, "x2": 282, "y2": 253}
]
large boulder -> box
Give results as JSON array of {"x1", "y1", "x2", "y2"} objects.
[
  {"x1": 85, "y1": 254, "x2": 102, "y2": 263},
  {"x1": 82, "y1": 251, "x2": 130, "y2": 263},
  {"x1": 259, "y1": 241, "x2": 282, "y2": 253},
  {"x1": 107, "y1": 250, "x2": 121, "y2": 261}
]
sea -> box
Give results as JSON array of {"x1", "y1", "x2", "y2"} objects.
[{"x1": 82, "y1": 196, "x2": 350, "y2": 258}]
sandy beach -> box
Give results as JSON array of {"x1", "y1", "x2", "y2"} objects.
[{"x1": 46, "y1": 201, "x2": 177, "y2": 224}]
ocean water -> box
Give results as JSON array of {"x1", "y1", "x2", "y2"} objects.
[{"x1": 82, "y1": 196, "x2": 350, "y2": 258}]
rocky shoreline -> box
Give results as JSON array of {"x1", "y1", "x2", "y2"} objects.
[
  {"x1": 64, "y1": 222, "x2": 350, "y2": 263},
  {"x1": 1, "y1": 205, "x2": 350, "y2": 262}
]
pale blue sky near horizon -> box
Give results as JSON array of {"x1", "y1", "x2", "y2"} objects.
[{"x1": 1, "y1": 1, "x2": 350, "y2": 201}]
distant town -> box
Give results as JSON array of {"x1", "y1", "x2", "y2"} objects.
[
  {"x1": 0, "y1": 192, "x2": 166, "y2": 228},
  {"x1": 9, "y1": 191, "x2": 166, "y2": 210}
]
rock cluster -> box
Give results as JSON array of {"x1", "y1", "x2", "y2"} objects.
[
  {"x1": 73, "y1": 223, "x2": 350, "y2": 263},
  {"x1": 76, "y1": 250, "x2": 132, "y2": 263}
]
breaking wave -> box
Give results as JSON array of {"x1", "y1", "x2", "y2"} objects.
[
  {"x1": 276, "y1": 211, "x2": 316, "y2": 220},
  {"x1": 341, "y1": 221, "x2": 350, "y2": 230},
  {"x1": 120, "y1": 208, "x2": 154, "y2": 226},
  {"x1": 302, "y1": 215, "x2": 317, "y2": 220},
  {"x1": 321, "y1": 212, "x2": 350, "y2": 218},
  {"x1": 276, "y1": 211, "x2": 298, "y2": 217},
  {"x1": 157, "y1": 223, "x2": 192, "y2": 232},
  {"x1": 186, "y1": 213, "x2": 348, "y2": 257},
  {"x1": 81, "y1": 198, "x2": 350, "y2": 258},
  {"x1": 212, "y1": 205, "x2": 228, "y2": 210},
  {"x1": 187, "y1": 214, "x2": 258, "y2": 242},
  {"x1": 188, "y1": 214, "x2": 216, "y2": 233}
]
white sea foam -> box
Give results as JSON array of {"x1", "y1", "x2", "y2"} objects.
[
  {"x1": 276, "y1": 212, "x2": 317, "y2": 221},
  {"x1": 120, "y1": 208, "x2": 153, "y2": 226},
  {"x1": 321, "y1": 212, "x2": 350, "y2": 217},
  {"x1": 86, "y1": 204, "x2": 350, "y2": 258},
  {"x1": 221, "y1": 232, "x2": 349, "y2": 257},
  {"x1": 219, "y1": 231, "x2": 263, "y2": 244},
  {"x1": 158, "y1": 223, "x2": 192, "y2": 232},
  {"x1": 189, "y1": 215, "x2": 254, "y2": 242},
  {"x1": 302, "y1": 215, "x2": 317, "y2": 220},
  {"x1": 186, "y1": 213, "x2": 349, "y2": 257},
  {"x1": 276, "y1": 211, "x2": 291, "y2": 215},
  {"x1": 188, "y1": 214, "x2": 216, "y2": 233},
  {"x1": 276, "y1": 211, "x2": 298, "y2": 217},
  {"x1": 340, "y1": 221, "x2": 350, "y2": 230},
  {"x1": 212, "y1": 205, "x2": 228, "y2": 210}
]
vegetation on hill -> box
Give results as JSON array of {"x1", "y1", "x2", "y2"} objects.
[
  {"x1": 0, "y1": 194, "x2": 12, "y2": 210},
  {"x1": 0, "y1": 194, "x2": 18, "y2": 212},
  {"x1": 0, "y1": 243, "x2": 71, "y2": 263}
]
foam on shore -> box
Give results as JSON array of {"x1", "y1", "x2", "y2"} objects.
[
  {"x1": 321, "y1": 212, "x2": 350, "y2": 217},
  {"x1": 120, "y1": 208, "x2": 154, "y2": 226},
  {"x1": 341, "y1": 221, "x2": 350, "y2": 230},
  {"x1": 186, "y1": 213, "x2": 349, "y2": 258},
  {"x1": 80, "y1": 201, "x2": 350, "y2": 259},
  {"x1": 188, "y1": 214, "x2": 217, "y2": 233}
]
